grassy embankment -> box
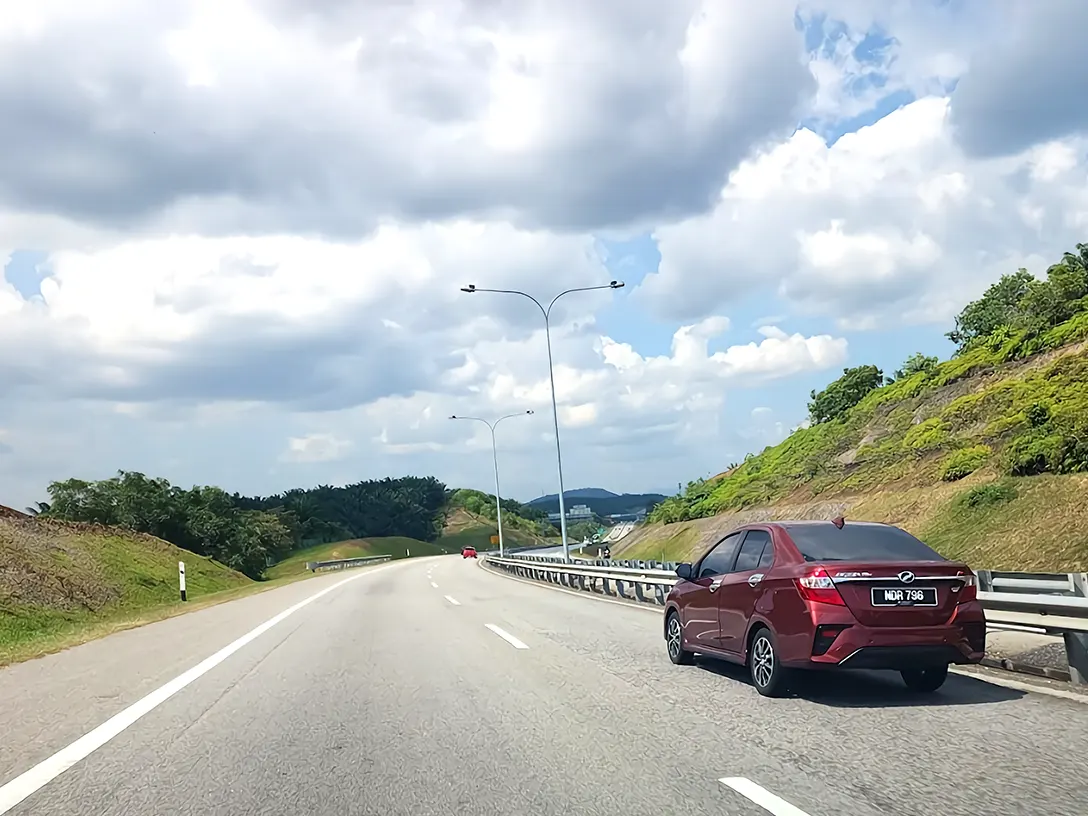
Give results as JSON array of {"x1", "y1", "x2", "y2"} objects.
[
  {"x1": 620, "y1": 314, "x2": 1088, "y2": 572},
  {"x1": 0, "y1": 511, "x2": 261, "y2": 667}
]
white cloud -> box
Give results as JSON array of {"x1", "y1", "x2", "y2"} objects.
[
  {"x1": 282, "y1": 433, "x2": 352, "y2": 464},
  {"x1": 641, "y1": 95, "x2": 1088, "y2": 328},
  {"x1": 2, "y1": 0, "x2": 1088, "y2": 510}
]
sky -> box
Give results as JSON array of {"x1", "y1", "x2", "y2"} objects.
[{"x1": 2, "y1": 0, "x2": 1088, "y2": 508}]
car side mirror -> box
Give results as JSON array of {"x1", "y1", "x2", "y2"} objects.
[{"x1": 675, "y1": 563, "x2": 693, "y2": 581}]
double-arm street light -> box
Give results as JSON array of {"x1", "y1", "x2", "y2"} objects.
[
  {"x1": 450, "y1": 410, "x2": 534, "y2": 558},
  {"x1": 459, "y1": 281, "x2": 625, "y2": 562}
]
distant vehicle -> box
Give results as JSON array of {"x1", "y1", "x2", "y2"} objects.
[
  {"x1": 462, "y1": 546, "x2": 477, "y2": 559},
  {"x1": 600, "y1": 545, "x2": 611, "y2": 559},
  {"x1": 663, "y1": 519, "x2": 985, "y2": 697}
]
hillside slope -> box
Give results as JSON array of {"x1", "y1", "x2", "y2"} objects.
[
  {"x1": 0, "y1": 510, "x2": 252, "y2": 665},
  {"x1": 440, "y1": 488, "x2": 556, "y2": 550},
  {"x1": 438, "y1": 506, "x2": 552, "y2": 551},
  {"x1": 622, "y1": 312, "x2": 1088, "y2": 571}
]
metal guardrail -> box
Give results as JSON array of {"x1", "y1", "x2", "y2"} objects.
[
  {"x1": 305, "y1": 555, "x2": 392, "y2": 572},
  {"x1": 484, "y1": 554, "x2": 1088, "y2": 685}
]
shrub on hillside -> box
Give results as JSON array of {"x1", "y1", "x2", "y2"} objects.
[
  {"x1": 947, "y1": 244, "x2": 1088, "y2": 353},
  {"x1": 808, "y1": 365, "x2": 884, "y2": 424},
  {"x1": 904, "y1": 418, "x2": 948, "y2": 453},
  {"x1": 940, "y1": 446, "x2": 991, "y2": 481},
  {"x1": 956, "y1": 481, "x2": 1018, "y2": 510}
]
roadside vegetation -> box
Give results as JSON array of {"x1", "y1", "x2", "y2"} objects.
[
  {"x1": 632, "y1": 244, "x2": 1088, "y2": 571},
  {"x1": 0, "y1": 508, "x2": 258, "y2": 666}
]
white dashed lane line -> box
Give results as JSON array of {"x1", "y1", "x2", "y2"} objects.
[
  {"x1": 430, "y1": 581, "x2": 438, "y2": 588},
  {"x1": 719, "y1": 778, "x2": 811, "y2": 816},
  {"x1": 444, "y1": 595, "x2": 461, "y2": 606},
  {"x1": 484, "y1": 623, "x2": 529, "y2": 650}
]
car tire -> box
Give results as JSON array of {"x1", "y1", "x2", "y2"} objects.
[
  {"x1": 748, "y1": 626, "x2": 787, "y2": 697},
  {"x1": 666, "y1": 612, "x2": 693, "y2": 665},
  {"x1": 900, "y1": 664, "x2": 949, "y2": 693}
]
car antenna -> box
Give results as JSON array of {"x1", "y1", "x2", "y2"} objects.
[{"x1": 832, "y1": 516, "x2": 845, "y2": 529}]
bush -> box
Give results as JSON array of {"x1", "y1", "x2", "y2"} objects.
[
  {"x1": 957, "y1": 482, "x2": 1018, "y2": 510},
  {"x1": 808, "y1": 365, "x2": 884, "y2": 424},
  {"x1": 903, "y1": 418, "x2": 947, "y2": 452},
  {"x1": 939, "y1": 446, "x2": 991, "y2": 481}
]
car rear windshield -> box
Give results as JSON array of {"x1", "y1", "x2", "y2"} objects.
[{"x1": 782, "y1": 523, "x2": 946, "y2": 562}]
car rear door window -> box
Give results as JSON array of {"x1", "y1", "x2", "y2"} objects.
[
  {"x1": 733, "y1": 530, "x2": 772, "y2": 572},
  {"x1": 757, "y1": 533, "x2": 775, "y2": 569},
  {"x1": 698, "y1": 532, "x2": 742, "y2": 578},
  {"x1": 783, "y1": 523, "x2": 946, "y2": 562}
]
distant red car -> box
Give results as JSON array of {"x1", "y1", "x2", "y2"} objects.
[
  {"x1": 664, "y1": 519, "x2": 985, "y2": 697},
  {"x1": 462, "y1": 546, "x2": 477, "y2": 559}
]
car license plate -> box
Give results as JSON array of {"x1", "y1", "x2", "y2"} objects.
[{"x1": 871, "y1": 586, "x2": 938, "y2": 607}]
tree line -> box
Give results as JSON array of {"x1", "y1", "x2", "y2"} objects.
[{"x1": 37, "y1": 471, "x2": 452, "y2": 579}]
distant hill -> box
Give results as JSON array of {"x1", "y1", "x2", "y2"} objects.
[
  {"x1": 527, "y1": 490, "x2": 667, "y2": 518},
  {"x1": 528, "y1": 488, "x2": 619, "y2": 503}
]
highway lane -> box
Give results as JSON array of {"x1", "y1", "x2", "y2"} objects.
[{"x1": 1, "y1": 556, "x2": 1085, "y2": 815}]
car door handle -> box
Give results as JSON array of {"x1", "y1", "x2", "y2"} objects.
[
  {"x1": 709, "y1": 578, "x2": 723, "y2": 592},
  {"x1": 748, "y1": 573, "x2": 764, "y2": 587}
]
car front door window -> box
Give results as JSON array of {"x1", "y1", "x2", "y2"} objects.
[{"x1": 699, "y1": 533, "x2": 742, "y2": 579}]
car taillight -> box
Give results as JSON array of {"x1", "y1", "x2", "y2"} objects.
[
  {"x1": 795, "y1": 567, "x2": 846, "y2": 606},
  {"x1": 955, "y1": 571, "x2": 977, "y2": 603}
]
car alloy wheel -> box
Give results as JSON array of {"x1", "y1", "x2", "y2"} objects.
[
  {"x1": 749, "y1": 628, "x2": 785, "y2": 697},
  {"x1": 666, "y1": 613, "x2": 693, "y2": 665}
]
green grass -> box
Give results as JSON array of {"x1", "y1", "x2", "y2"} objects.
[{"x1": 0, "y1": 517, "x2": 255, "y2": 667}]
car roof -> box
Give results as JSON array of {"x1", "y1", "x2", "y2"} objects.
[{"x1": 763, "y1": 519, "x2": 894, "y2": 528}]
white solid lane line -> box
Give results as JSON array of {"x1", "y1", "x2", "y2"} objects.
[
  {"x1": 0, "y1": 564, "x2": 398, "y2": 815},
  {"x1": 484, "y1": 623, "x2": 529, "y2": 650},
  {"x1": 719, "y1": 778, "x2": 811, "y2": 816},
  {"x1": 444, "y1": 595, "x2": 461, "y2": 606}
]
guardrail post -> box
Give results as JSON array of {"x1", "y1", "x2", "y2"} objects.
[
  {"x1": 1073, "y1": 573, "x2": 1088, "y2": 598},
  {"x1": 1065, "y1": 633, "x2": 1088, "y2": 685}
]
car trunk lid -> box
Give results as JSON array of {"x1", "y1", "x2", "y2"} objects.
[{"x1": 827, "y1": 562, "x2": 971, "y2": 627}]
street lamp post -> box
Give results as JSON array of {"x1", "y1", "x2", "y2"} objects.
[
  {"x1": 450, "y1": 410, "x2": 534, "y2": 558},
  {"x1": 459, "y1": 281, "x2": 625, "y2": 562}
]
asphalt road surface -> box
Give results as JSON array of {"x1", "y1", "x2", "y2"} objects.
[{"x1": 1, "y1": 555, "x2": 1086, "y2": 816}]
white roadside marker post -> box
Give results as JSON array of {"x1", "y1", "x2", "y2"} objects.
[{"x1": 179, "y1": 561, "x2": 187, "y2": 602}]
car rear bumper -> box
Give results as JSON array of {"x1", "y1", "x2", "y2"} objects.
[
  {"x1": 795, "y1": 614, "x2": 986, "y2": 670},
  {"x1": 836, "y1": 643, "x2": 977, "y2": 669}
]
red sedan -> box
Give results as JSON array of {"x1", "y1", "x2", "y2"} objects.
[
  {"x1": 663, "y1": 519, "x2": 985, "y2": 697},
  {"x1": 462, "y1": 546, "x2": 477, "y2": 559}
]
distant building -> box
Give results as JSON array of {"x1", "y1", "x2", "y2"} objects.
[{"x1": 547, "y1": 503, "x2": 594, "y2": 522}]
